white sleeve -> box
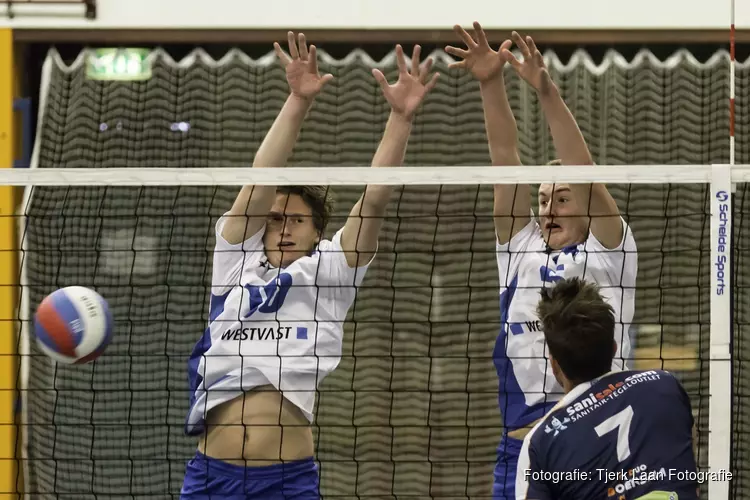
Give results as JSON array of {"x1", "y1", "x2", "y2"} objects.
[
  {"x1": 211, "y1": 213, "x2": 266, "y2": 296},
  {"x1": 584, "y1": 216, "x2": 638, "y2": 287},
  {"x1": 315, "y1": 228, "x2": 372, "y2": 317},
  {"x1": 496, "y1": 219, "x2": 543, "y2": 288},
  {"x1": 317, "y1": 227, "x2": 372, "y2": 288}
]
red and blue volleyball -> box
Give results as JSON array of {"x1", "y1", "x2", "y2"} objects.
[{"x1": 33, "y1": 286, "x2": 114, "y2": 364}]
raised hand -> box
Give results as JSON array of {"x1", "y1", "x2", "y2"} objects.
[
  {"x1": 274, "y1": 31, "x2": 334, "y2": 101},
  {"x1": 445, "y1": 21, "x2": 511, "y2": 82},
  {"x1": 372, "y1": 44, "x2": 439, "y2": 120},
  {"x1": 502, "y1": 31, "x2": 553, "y2": 94}
]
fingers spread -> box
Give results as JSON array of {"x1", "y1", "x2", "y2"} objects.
[
  {"x1": 411, "y1": 45, "x2": 421, "y2": 76},
  {"x1": 308, "y1": 45, "x2": 319, "y2": 73},
  {"x1": 499, "y1": 39, "x2": 513, "y2": 53},
  {"x1": 453, "y1": 24, "x2": 477, "y2": 48},
  {"x1": 511, "y1": 31, "x2": 530, "y2": 59},
  {"x1": 445, "y1": 45, "x2": 470, "y2": 59},
  {"x1": 526, "y1": 35, "x2": 539, "y2": 56},
  {"x1": 419, "y1": 58, "x2": 434, "y2": 82},
  {"x1": 533, "y1": 49, "x2": 544, "y2": 67},
  {"x1": 274, "y1": 42, "x2": 291, "y2": 65},
  {"x1": 424, "y1": 72, "x2": 440, "y2": 93},
  {"x1": 473, "y1": 21, "x2": 489, "y2": 48},
  {"x1": 287, "y1": 31, "x2": 299, "y2": 59},
  {"x1": 502, "y1": 48, "x2": 522, "y2": 70},
  {"x1": 372, "y1": 68, "x2": 389, "y2": 90},
  {"x1": 395, "y1": 44, "x2": 408, "y2": 74},
  {"x1": 298, "y1": 33, "x2": 309, "y2": 60}
]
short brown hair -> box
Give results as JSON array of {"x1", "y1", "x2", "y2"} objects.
[
  {"x1": 276, "y1": 186, "x2": 334, "y2": 233},
  {"x1": 536, "y1": 277, "x2": 615, "y2": 384}
]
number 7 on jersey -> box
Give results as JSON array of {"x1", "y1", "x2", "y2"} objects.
[{"x1": 594, "y1": 405, "x2": 634, "y2": 462}]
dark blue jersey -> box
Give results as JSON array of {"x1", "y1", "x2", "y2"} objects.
[{"x1": 516, "y1": 370, "x2": 699, "y2": 500}]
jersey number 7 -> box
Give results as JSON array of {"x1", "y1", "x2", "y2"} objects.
[{"x1": 594, "y1": 405, "x2": 634, "y2": 462}]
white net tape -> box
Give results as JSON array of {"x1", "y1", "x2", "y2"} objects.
[{"x1": 4, "y1": 165, "x2": 750, "y2": 185}]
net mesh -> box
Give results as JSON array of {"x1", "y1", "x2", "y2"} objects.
[{"x1": 17, "y1": 46, "x2": 746, "y2": 498}]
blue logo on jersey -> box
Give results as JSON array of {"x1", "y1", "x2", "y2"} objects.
[
  {"x1": 218, "y1": 272, "x2": 309, "y2": 343},
  {"x1": 540, "y1": 265, "x2": 564, "y2": 283},
  {"x1": 244, "y1": 272, "x2": 293, "y2": 317},
  {"x1": 561, "y1": 245, "x2": 579, "y2": 257}
]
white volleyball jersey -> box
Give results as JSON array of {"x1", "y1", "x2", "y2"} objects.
[
  {"x1": 185, "y1": 214, "x2": 370, "y2": 436},
  {"x1": 493, "y1": 218, "x2": 637, "y2": 432}
]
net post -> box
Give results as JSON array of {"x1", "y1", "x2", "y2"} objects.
[
  {"x1": 0, "y1": 27, "x2": 20, "y2": 500},
  {"x1": 709, "y1": 164, "x2": 732, "y2": 499}
]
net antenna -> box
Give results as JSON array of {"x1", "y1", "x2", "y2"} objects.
[
  {"x1": 708, "y1": 4, "x2": 736, "y2": 499},
  {"x1": 730, "y1": 0, "x2": 736, "y2": 166}
]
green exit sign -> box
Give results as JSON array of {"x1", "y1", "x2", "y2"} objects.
[{"x1": 86, "y1": 48, "x2": 152, "y2": 81}]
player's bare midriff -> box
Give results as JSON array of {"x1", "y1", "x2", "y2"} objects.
[{"x1": 198, "y1": 385, "x2": 314, "y2": 466}]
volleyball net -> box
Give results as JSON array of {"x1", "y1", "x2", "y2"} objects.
[{"x1": 6, "y1": 46, "x2": 749, "y2": 498}]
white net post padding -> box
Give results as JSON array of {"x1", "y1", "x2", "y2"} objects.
[
  {"x1": 4, "y1": 164, "x2": 738, "y2": 499},
  {"x1": 710, "y1": 164, "x2": 732, "y2": 500}
]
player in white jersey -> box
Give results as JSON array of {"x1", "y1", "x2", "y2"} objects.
[
  {"x1": 180, "y1": 32, "x2": 440, "y2": 499},
  {"x1": 446, "y1": 25, "x2": 638, "y2": 499}
]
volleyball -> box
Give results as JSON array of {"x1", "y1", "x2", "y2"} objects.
[{"x1": 33, "y1": 286, "x2": 114, "y2": 365}]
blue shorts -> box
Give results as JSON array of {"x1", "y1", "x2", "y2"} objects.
[
  {"x1": 492, "y1": 435, "x2": 523, "y2": 500},
  {"x1": 180, "y1": 451, "x2": 320, "y2": 499}
]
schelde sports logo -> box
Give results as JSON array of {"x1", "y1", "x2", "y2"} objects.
[{"x1": 715, "y1": 190, "x2": 729, "y2": 296}]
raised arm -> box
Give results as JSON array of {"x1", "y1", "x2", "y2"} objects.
[
  {"x1": 504, "y1": 32, "x2": 622, "y2": 249},
  {"x1": 446, "y1": 22, "x2": 531, "y2": 245},
  {"x1": 221, "y1": 32, "x2": 333, "y2": 245},
  {"x1": 339, "y1": 45, "x2": 439, "y2": 268}
]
